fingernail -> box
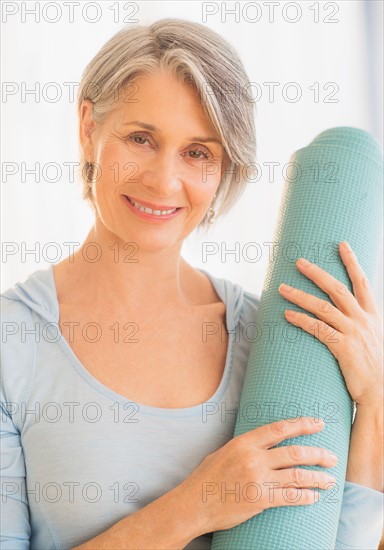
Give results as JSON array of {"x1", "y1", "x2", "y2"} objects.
[
  {"x1": 314, "y1": 419, "x2": 325, "y2": 429},
  {"x1": 285, "y1": 310, "x2": 296, "y2": 319},
  {"x1": 279, "y1": 283, "x2": 293, "y2": 292},
  {"x1": 297, "y1": 258, "x2": 311, "y2": 267},
  {"x1": 342, "y1": 241, "x2": 351, "y2": 251}
]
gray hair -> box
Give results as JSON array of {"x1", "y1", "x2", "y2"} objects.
[{"x1": 77, "y1": 18, "x2": 257, "y2": 234}]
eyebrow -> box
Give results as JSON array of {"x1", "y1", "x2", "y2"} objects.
[{"x1": 122, "y1": 120, "x2": 222, "y2": 145}]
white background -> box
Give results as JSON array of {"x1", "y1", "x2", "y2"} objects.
[{"x1": 1, "y1": 0, "x2": 383, "y2": 308}]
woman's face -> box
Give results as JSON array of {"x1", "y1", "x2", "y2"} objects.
[{"x1": 80, "y1": 70, "x2": 225, "y2": 251}]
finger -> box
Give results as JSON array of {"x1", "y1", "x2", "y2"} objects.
[
  {"x1": 284, "y1": 309, "x2": 343, "y2": 352},
  {"x1": 295, "y1": 257, "x2": 360, "y2": 318},
  {"x1": 271, "y1": 467, "x2": 336, "y2": 491},
  {"x1": 339, "y1": 241, "x2": 379, "y2": 314},
  {"x1": 266, "y1": 444, "x2": 338, "y2": 470},
  {"x1": 279, "y1": 284, "x2": 348, "y2": 333},
  {"x1": 283, "y1": 310, "x2": 343, "y2": 359},
  {"x1": 247, "y1": 417, "x2": 324, "y2": 450},
  {"x1": 261, "y1": 486, "x2": 322, "y2": 509}
]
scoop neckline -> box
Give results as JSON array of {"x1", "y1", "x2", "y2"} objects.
[{"x1": 48, "y1": 264, "x2": 235, "y2": 418}]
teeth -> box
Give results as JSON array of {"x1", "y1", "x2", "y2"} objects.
[{"x1": 127, "y1": 196, "x2": 177, "y2": 215}]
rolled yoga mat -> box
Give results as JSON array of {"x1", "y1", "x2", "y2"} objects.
[{"x1": 211, "y1": 126, "x2": 383, "y2": 550}]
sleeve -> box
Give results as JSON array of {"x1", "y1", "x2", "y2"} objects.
[
  {"x1": 0, "y1": 296, "x2": 32, "y2": 549},
  {"x1": 0, "y1": 401, "x2": 31, "y2": 549},
  {"x1": 335, "y1": 481, "x2": 383, "y2": 550}
]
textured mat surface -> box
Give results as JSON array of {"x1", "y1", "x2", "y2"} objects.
[{"x1": 211, "y1": 126, "x2": 383, "y2": 550}]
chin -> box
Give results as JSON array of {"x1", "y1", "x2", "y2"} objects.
[{"x1": 116, "y1": 226, "x2": 185, "y2": 253}]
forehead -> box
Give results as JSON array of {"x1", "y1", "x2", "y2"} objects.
[{"x1": 109, "y1": 71, "x2": 220, "y2": 139}]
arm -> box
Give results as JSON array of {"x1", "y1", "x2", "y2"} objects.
[
  {"x1": 335, "y1": 404, "x2": 384, "y2": 550},
  {"x1": 0, "y1": 401, "x2": 31, "y2": 549},
  {"x1": 278, "y1": 245, "x2": 383, "y2": 548},
  {"x1": 1, "y1": 298, "x2": 32, "y2": 548},
  {"x1": 345, "y1": 403, "x2": 383, "y2": 491},
  {"x1": 71, "y1": 482, "x2": 205, "y2": 550}
]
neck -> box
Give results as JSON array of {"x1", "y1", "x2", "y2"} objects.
[{"x1": 53, "y1": 217, "x2": 197, "y2": 315}]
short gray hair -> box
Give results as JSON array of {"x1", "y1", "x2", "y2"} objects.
[{"x1": 77, "y1": 18, "x2": 257, "y2": 233}]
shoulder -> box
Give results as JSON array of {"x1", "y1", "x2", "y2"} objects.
[
  {"x1": 1, "y1": 291, "x2": 37, "y2": 337},
  {"x1": 1, "y1": 293, "x2": 36, "y2": 408},
  {"x1": 1, "y1": 291, "x2": 33, "y2": 317},
  {"x1": 239, "y1": 287, "x2": 261, "y2": 325},
  {"x1": 196, "y1": 266, "x2": 261, "y2": 329}
]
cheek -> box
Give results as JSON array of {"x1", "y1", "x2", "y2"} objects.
[
  {"x1": 186, "y1": 162, "x2": 222, "y2": 201},
  {"x1": 186, "y1": 183, "x2": 218, "y2": 212},
  {"x1": 96, "y1": 143, "x2": 134, "y2": 189}
]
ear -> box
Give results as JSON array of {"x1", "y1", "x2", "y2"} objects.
[{"x1": 79, "y1": 100, "x2": 97, "y2": 160}]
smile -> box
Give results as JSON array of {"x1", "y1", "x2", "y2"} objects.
[
  {"x1": 122, "y1": 195, "x2": 184, "y2": 221},
  {"x1": 126, "y1": 196, "x2": 178, "y2": 215}
]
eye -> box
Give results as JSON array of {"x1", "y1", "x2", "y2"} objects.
[
  {"x1": 186, "y1": 147, "x2": 211, "y2": 161},
  {"x1": 124, "y1": 131, "x2": 213, "y2": 161},
  {"x1": 126, "y1": 131, "x2": 153, "y2": 146}
]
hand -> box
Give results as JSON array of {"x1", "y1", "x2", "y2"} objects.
[
  {"x1": 178, "y1": 417, "x2": 337, "y2": 534},
  {"x1": 278, "y1": 241, "x2": 384, "y2": 408}
]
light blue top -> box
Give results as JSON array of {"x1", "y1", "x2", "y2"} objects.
[{"x1": 1, "y1": 265, "x2": 382, "y2": 550}]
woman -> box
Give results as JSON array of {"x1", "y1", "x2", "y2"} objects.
[{"x1": 1, "y1": 18, "x2": 382, "y2": 550}]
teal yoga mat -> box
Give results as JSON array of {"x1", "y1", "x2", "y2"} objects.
[{"x1": 211, "y1": 127, "x2": 383, "y2": 550}]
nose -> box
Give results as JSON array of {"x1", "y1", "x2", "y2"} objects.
[{"x1": 140, "y1": 148, "x2": 183, "y2": 199}]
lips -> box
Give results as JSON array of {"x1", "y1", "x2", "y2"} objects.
[
  {"x1": 122, "y1": 194, "x2": 184, "y2": 221},
  {"x1": 123, "y1": 195, "x2": 180, "y2": 211}
]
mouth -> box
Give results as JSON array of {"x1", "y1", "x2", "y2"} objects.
[{"x1": 122, "y1": 195, "x2": 184, "y2": 220}]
